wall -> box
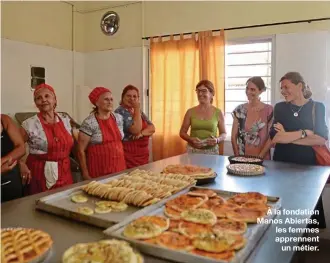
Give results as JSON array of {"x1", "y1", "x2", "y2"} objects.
[
  {"x1": 83, "y1": 2, "x2": 142, "y2": 52},
  {"x1": 143, "y1": 1, "x2": 330, "y2": 40},
  {"x1": 1, "y1": 39, "x2": 74, "y2": 115},
  {"x1": 1, "y1": 1, "x2": 73, "y2": 50}
]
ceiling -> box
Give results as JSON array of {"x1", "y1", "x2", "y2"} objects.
[{"x1": 65, "y1": 1, "x2": 140, "y2": 13}]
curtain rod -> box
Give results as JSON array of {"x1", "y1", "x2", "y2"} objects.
[{"x1": 142, "y1": 17, "x2": 330, "y2": 40}]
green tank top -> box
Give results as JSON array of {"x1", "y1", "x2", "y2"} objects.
[{"x1": 190, "y1": 108, "x2": 219, "y2": 140}]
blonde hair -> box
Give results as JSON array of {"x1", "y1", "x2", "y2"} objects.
[{"x1": 280, "y1": 72, "x2": 312, "y2": 99}]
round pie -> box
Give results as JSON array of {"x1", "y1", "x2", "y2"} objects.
[
  {"x1": 1, "y1": 228, "x2": 53, "y2": 263},
  {"x1": 62, "y1": 239, "x2": 143, "y2": 263},
  {"x1": 213, "y1": 219, "x2": 247, "y2": 235},
  {"x1": 77, "y1": 207, "x2": 94, "y2": 215},
  {"x1": 180, "y1": 209, "x2": 217, "y2": 225},
  {"x1": 123, "y1": 221, "x2": 164, "y2": 240},
  {"x1": 227, "y1": 163, "x2": 265, "y2": 176},
  {"x1": 165, "y1": 194, "x2": 207, "y2": 212},
  {"x1": 231, "y1": 156, "x2": 262, "y2": 163},
  {"x1": 134, "y1": 216, "x2": 170, "y2": 231},
  {"x1": 71, "y1": 194, "x2": 88, "y2": 203}
]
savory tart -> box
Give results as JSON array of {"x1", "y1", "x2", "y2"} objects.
[
  {"x1": 62, "y1": 239, "x2": 143, "y2": 263},
  {"x1": 95, "y1": 206, "x2": 112, "y2": 214},
  {"x1": 226, "y1": 207, "x2": 266, "y2": 223},
  {"x1": 123, "y1": 221, "x2": 164, "y2": 240},
  {"x1": 200, "y1": 195, "x2": 226, "y2": 209},
  {"x1": 213, "y1": 219, "x2": 247, "y2": 235},
  {"x1": 209, "y1": 203, "x2": 241, "y2": 218},
  {"x1": 71, "y1": 194, "x2": 88, "y2": 203},
  {"x1": 164, "y1": 206, "x2": 181, "y2": 219},
  {"x1": 155, "y1": 231, "x2": 193, "y2": 251},
  {"x1": 165, "y1": 194, "x2": 207, "y2": 212},
  {"x1": 228, "y1": 192, "x2": 267, "y2": 205},
  {"x1": 134, "y1": 216, "x2": 170, "y2": 231},
  {"x1": 227, "y1": 163, "x2": 265, "y2": 176},
  {"x1": 192, "y1": 232, "x2": 236, "y2": 253},
  {"x1": 162, "y1": 164, "x2": 215, "y2": 178},
  {"x1": 77, "y1": 207, "x2": 94, "y2": 215},
  {"x1": 168, "y1": 219, "x2": 181, "y2": 232},
  {"x1": 180, "y1": 209, "x2": 217, "y2": 225},
  {"x1": 188, "y1": 189, "x2": 217, "y2": 198},
  {"x1": 228, "y1": 234, "x2": 246, "y2": 250},
  {"x1": 1, "y1": 228, "x2": 53, "y2": 263},
  {"x1": 241, "y1": 202, "x2": 269, "y2": 212},
  {"x1": 178, "y1": 221, "x2": 213, "y2": 238},
  {"x1": 191, "y1": 249, "x2": 235, "y2": 262}
]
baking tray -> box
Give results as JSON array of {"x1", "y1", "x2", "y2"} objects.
[
  {"x1": 35, "y1": 172, "x2": 195, "y2": 229},
  {"x1": 104, "y1": 186, "x2": 281, "y2": 263},
  {"x1": 195, "y1": 172, "x2": 217, "y2": 185}
]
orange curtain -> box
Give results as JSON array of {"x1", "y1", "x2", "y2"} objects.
[{"x1": 150, "y1": 30, "x2": 225, "y2": 161}]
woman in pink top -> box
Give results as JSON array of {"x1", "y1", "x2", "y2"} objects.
[{"x1": 231, "y1": 77, "x2": 273, "y2": 159}]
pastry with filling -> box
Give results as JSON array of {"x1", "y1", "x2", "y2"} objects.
[
  {"x1": 155, "y1": 231, "x2": 193, "y2": 251},
  {"x1": 165, "y1": 194, "x2": 207, "y2": 212},
  {"x1": 226, "y1": 207, "x2": 266, "y2": 223},
  {"x1": 213, "y1": 219, "x2": 247, "y2": 235},
  {"x1": 228, "y1": 192, "x2": 267, "y2": 205},
  {"x1": 192, "y1": 232, "x2": 236, "y2": 253},
  {"x1": 123, "y1": 221, "x2": 164, "y2": 240},
  {"x1": 71, "y1": 194, "x2": 88, "y2": 203},
  {"x1": 77, "y1": 207, "x2": 94, "y2": 215},
  {"x1": 180, "y1": 209, "x2": 217, "y2": 225},
  {"x1": 191, "y1": 249, "x2": 235, "y2": 262}
]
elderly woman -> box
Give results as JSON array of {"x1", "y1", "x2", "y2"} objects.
[
  {"x1": 231, "y1": 77, "x2": 273, "y2": 159},
  {"x1": 180, "y1": 80, "x2": 226, "y2": 155},
  {"x1": 1, "y1": 114, "x2": 26, "y2": 202},
  {"x1": 78, "y1": 87, "x2": 126, "y2": 179},
  {"x1": 115, "y1": 85, "x2": 155, "y2": 168},
  {"x1": 270, "y1": 71, "x2": 329, "y2": 228},
  {"x1": 19, "y1": 84, "x2": 75, "y2": 194}
]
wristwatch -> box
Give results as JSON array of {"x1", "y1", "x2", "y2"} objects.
[{"x1": 301, "y1": 130, "x2": 307, "y2": 139}]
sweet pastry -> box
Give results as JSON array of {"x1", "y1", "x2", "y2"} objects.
[
  {"x1": 71, "y1": 194, "x2": 88, "y2": 203},
  {"x1": 162, "y1": 164, "x2": 215, "y2": 179},
  {"x1": 180, "y1": 209, "x2": 217, "y2": 225},
  {"x1": 1, "y1": 228, "x2": 53, "y2": 263},
  {"x1": 62, "y1": 239, "x2": 143, "y2": 263},
  {"x1": 77, "y1": 207, "x2": 94, "y2": 215}
]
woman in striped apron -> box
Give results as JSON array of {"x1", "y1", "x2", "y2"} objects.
[
  {"x1": 115, "y1": 85, "x2": 155, "y2": 168},
  {"x1": 78, "y1": 87, "x2": 126, "y2": 179}
]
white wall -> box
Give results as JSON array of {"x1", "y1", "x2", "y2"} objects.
[
  {"x1": 84, "y1": 47, "x2": 144, "y2": 111},
  {"x1": 1, "y1": 39, "x2": 74, "y2": 115}
]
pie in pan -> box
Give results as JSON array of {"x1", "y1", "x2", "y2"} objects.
[
  {"x1": 231, "y1": 156, "x2": 262, "y2": 163},
  {"x1": 227, "y1": 163, "x2": 265, "y2": 176},
  {"x1": 1, "y1": 228, "x2": 53, "y2": 263},
  {"x1": 162, "y1": 164, "x2": 215, "y2": 179}
]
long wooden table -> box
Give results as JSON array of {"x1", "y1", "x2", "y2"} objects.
[{"x1": 2, "y1": 154, "x2": 330, "y2": 263}]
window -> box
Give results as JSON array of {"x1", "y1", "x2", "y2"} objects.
[
  {"x1": 30, "y1": 66, "x2": 45, "y2": 90},
  {"x1": 224, "y1": 39, "x2": 273, "y2": 137}
]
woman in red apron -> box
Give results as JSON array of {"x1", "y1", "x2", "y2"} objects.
[
  {"x1": 115, "y1": 85, "x2": 155, "y2": 168},
  {"x1": 19, "y1": 84, "x2": 74, "y2": 195},
  {"x1": 77, "y1": 87, "x2": 126, "y2": 179}
]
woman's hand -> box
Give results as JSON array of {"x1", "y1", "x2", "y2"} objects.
[
  {"x1": 1, "y1": 156, "x2": 17, "y2": 174},
  {"x1": 190, "y1": 137, "x2": 203, "y2": 149},
  {"x1": 19, "y1": 162, "x2": 31, "y2": 185},
  {"x1": 274, "y1": 123, "x2": 285, "y2": 133},
  {"x1": 131, "y1": 133, "x2": 143, "y2": 140},
  {"x1": 206, "y1": 136, "x2": 218, "y2": 146}
]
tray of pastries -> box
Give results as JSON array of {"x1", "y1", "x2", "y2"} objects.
[
  {"x1": 162, "y1": 164, "x2": 217, "y2": 185},
  {"x1": 1, "y1": 227, "x2": 53, "y2": 263},
  {"x1": 62, "y1": 239, "x2": 143, "y2": 263},
  {"x1": 227, "y1": 163, "x2": 265, "y2": 176},
  {"x1": 104, "y1": 187, "x2": 281, "y2": 263},
  {"x1": 228, "y1": 155, "x2": 263, "y2": 166},
  {"x1": 36, "y1": 169, "x2": 196, "y2": 228}
]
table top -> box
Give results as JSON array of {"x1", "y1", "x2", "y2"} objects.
[{"x1": 2, "y1": 154, "x2": 330, "y2": 263}]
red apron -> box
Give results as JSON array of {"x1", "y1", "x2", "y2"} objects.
[
  {"x1": 123, "y1": 119, "x2": 150, "y2": 168},
  {"x1": 26, "y1": 113, "x2": 73, "y2": 195},
  {"x1": 87, "y1": 114, "x2": 126, "y2": 178}
]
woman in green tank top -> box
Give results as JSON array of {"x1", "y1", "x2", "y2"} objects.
[{"x1": 179, "y1": 80, "x2": 226, "y2": 155}]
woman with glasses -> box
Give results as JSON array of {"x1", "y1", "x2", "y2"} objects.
[
  {"x1": 231, "y1": 77, "x2": 273, "y2": 159},
  {"x1": 180, "y1": 80, "x2": 226, "y2": 155}
]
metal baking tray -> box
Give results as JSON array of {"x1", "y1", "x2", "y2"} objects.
[
  {"x1": 104, "y1": 186, "x2": 281, "y2": 263},
  {"x1": 35, "y1": 172, "x2": 195, "y2": 229}
]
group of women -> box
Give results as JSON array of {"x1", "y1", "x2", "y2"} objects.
[
  {"x1": 1, "y1": 71, "x2": 329, "y2": 207},
  {"x1": 1, "y1": 84, "x2": 154, "y2": 202}
]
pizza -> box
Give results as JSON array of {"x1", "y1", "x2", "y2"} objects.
[
  {"x1": 226, "y1": 207, "x2": 266, "y2": 223},
  {"x1": 231, "y1": 156, "x2": 262, "y2": 163},
  {"x1": 227, "y1": 192, "x2": 267, "y2": 206},
  {"x1": 165, "y1": 194, "x2": 207, "y2": 212},
  {"x1": 180, "y1": 209, "x2": 217, "y2": 225},
  {"x1": 227, "y1": 163, "x2": 265, "y2": 176},
  {"x1": 178, "y1": 221, "x2": 213, "y2": 238},
  {"x1": 155, "y1": 231, "x2": 193, "y2": 251},
  {"x1": 192, "y1": 232, "x2": 237, "y2": 253},
  {"x1": 62, "y1": 239, "x2": 143, "y2": 263},
  {"x1": 162, "y1": 164, "x2": 215, "y2": 178},
  {"x1": 213, "y1": 219, "x2": 247, "y2": 235},
  {"x1": 1, "y1": 228, "x2": 53, "y2": 263}
]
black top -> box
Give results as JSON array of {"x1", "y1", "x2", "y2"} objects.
[
  {"x1": 269, "y1": 99, "x2": 328, "y2": 165},
  {"x1": 1, "y1": 122, "x2": 15, "y2": 157}
]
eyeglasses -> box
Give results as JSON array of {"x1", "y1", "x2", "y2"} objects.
[{"x1": 195, "y1": 89, "x2": 209, "y2": 94}]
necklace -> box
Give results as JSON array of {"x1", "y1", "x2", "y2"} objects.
[{"x1": 290, "y1": 104, "x2": 305, "y2": 117}]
